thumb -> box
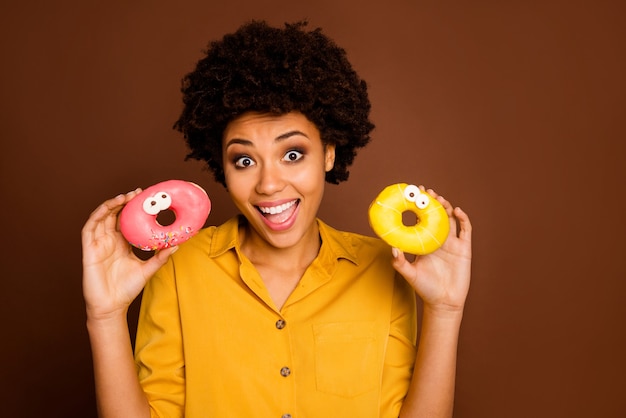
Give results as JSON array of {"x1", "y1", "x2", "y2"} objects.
[
  {"x1": 390, "y1": 247, "x2": 414, "y2": 279},
  {"x1": 143, "y1": 246, "x2": 179, "y2": 278}
]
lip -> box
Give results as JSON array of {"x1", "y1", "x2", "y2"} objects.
[
  {"x1": 255, "y1": 198, "x2": 297, "y2": 208},
  {"x1": 255, "y1": 199, "x2": 300, "y2": 231}
]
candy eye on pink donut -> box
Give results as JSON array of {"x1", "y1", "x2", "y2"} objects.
[{"x1": 142, "y1": 192, "x2": 172, "y2": 215}]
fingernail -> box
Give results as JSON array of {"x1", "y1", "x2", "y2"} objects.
[{"x1": 392, "y1": 247, "x2": 399, "y2": 258}]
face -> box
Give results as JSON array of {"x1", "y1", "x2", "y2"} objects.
[{"x1": 223, "y1": 111, "x2": 335, "y2": 251}]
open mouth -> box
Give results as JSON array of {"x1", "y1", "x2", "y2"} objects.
[{"x1": 256, "y1": 199, "x2": 299, "y2": 225}]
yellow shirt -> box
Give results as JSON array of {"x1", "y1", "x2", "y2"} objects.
[{"x1": 135, "y1": 216, "x2": 417, "y2": 417}]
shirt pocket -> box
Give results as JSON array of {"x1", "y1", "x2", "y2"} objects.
[{"x1": 313, "y1": 322, "x2": 380, "y2": 398}]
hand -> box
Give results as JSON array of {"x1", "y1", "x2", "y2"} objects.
[
  {"x1": 81, "y1": 189, "x2": 177, "y2": 321},
  {"x1": 391, "y1": 187, "x2": 472, "y2": 314}
]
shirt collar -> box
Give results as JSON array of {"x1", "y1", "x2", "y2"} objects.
[
  {"x1": 207, "y1": 215, "x2": 359, "y2": 266},
  {"x1": 207, "y1": 216, "x2": 240, "y2": 257},
  {"x1": 316, "y1": 218, "x2": 359, "y2": 265}
]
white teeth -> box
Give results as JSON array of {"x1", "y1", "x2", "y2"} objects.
[{"x1": 258, "y1": 200, "x2": 297, "y2": 215}]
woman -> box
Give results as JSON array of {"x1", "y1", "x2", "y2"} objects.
[{"x1": 82, "y1": 21, "x2": 472, "y2": 417}]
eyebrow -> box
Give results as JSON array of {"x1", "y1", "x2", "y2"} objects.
[{"x1": 225, "y1": 130, "x2": 310, "y2": 149}]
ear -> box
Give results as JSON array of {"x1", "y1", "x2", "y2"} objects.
[{"x1": 324, "y1": 144, "x2": 336, "y2": 172}]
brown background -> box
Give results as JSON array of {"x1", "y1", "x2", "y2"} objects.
[{"x1": 1, "y1": 0, "x2": 624, "y2": 417}]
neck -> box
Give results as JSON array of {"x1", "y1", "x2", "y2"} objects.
[
  {"x1": 238, "y1": 219, "x2": 322, "y2": 310},
  {"x1": 239, "y1": 219, "x2": 321, "y2": 272}
]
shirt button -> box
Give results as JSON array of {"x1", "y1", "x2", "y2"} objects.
[
  {"x1": 275, "y1": 319, "x2": 286, "y2": 329},
  {"x1": 280, "y1": 367, "x2": 291, "y2": 377}
]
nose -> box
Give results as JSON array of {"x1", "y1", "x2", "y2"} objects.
[{"x1": 255, "y1": 162, "x2": 285, "y2": 195}]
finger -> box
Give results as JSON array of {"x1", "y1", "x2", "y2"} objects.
[
  {"x1": 142, "y1": 246, "x2": 179, "y2": 279},
  {"x1": 390, "y1": 247, "x2": 415, "y2": 281},
  {"x1": 82, "y1": 194, "x2": 124, "y2": 245},
  {"x1": 428, "y1": 191, "x2": 457, "y2": 237},
  {"x1": 101, "y1": 194, "x2": 131, "y2": 234},
  {"x1": 110, "y1": 188, "x2": 143, "y2": 232},
  {"x1": 106, "y1": 189, "x2": 144, "y2": 248},
  {"x1": 424, "y1": 187, "x2": 453, "y2": 214},
  {"x1": 83, "y1": 189, "x2": 141, "y2": 244},
  {"x1": 436, "y1": 194, "x2": 453, "y2": 214},
  {"x1": 94, "y1": 194, "x2": 130, "y2": 243},
  {"x1": 454, "y1": 207, "x2": 472, "y2": 242},
  {"x1": 448, "y1": 211, "x2": 458, "y2": 238}
]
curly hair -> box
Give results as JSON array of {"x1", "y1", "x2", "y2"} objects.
[{"x1": 173, "y1": 20, "x2": 374, "y2": 186}]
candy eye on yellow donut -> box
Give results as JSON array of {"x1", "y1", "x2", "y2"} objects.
[
  {"x1": 368, "y1": 183, "x2": 450, "y2": 255},
  {"x1": 414, "y1": 194, "x2": 429, "y2": 210},
  {"x1": 402, "y1": 184, "x2": 430, "y2": 210},
  {"x1": 403, "y1": 185, "x2": 421, "y2": 202}
]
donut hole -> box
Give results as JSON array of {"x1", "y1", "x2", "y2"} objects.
[
  {"x1": 156, "y1": 208, "x2": 176, "y2": 226},
  {"x1": 402, "y1": 211, "x2": 419, "y2": 227}
]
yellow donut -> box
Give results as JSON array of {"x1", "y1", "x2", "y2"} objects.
[{"x1": 368, "y1": 183, "x2": 450, "y2": 255}]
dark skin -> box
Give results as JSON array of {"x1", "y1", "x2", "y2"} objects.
[{"x1": 82, "y1": 111, "x2": 472, "y2": 417}]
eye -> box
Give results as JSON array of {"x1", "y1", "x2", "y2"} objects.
[
  {"x1": 155, "y1": 192, "x2": 172, "y2": 210},
  {"x1": 142, "y1": 192, "x2": 172, "y2": 215},
  {"x1": 235, "y1": 156, "x2": 255, "y2": 168},
  {"x1": 415, "y1": 194, "x2": 430, "y2": 209},
  {"x1": 142, "y1": 197, "x2": 161, "y2": 215},
  {"x1": 403, "y1": 185, "x2": 421, "y2": 202},
  {"x1": 283, "y1": 150, "x2": 303, "y2": 162}
]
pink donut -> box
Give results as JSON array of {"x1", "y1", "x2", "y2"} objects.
[{"x1": 119, "y1": 180, "x2": 211, "y2": 251}]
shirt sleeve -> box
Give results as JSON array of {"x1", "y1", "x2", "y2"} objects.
[
  {"x1": 134, "y1": 258, "x2": 186, "y2": 418},
  {"x1": 379, "y1": 272, "x2": 418, "y2": 417}
]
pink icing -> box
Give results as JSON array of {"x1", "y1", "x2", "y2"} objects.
[{"x1": 119, "y1": 180, "x2": 211, "y2": 251}]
